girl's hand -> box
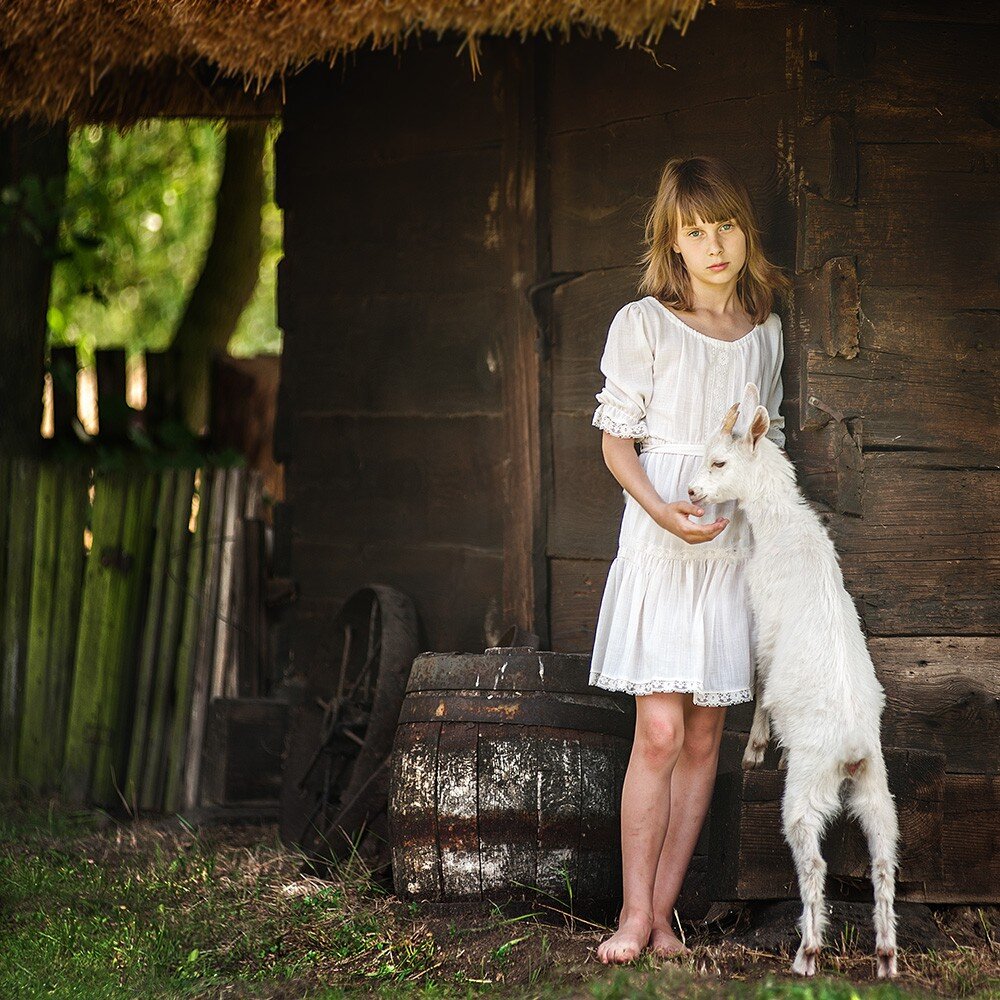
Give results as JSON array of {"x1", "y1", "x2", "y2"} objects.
[{"x1": 653, "y1": 501, "x2": 729, "y2": 544}]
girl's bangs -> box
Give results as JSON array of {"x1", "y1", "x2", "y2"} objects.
[{"x1": 675, "y1": 183, "x2": 744, "y2": 230}]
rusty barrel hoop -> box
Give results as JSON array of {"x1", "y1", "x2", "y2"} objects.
[{"x1": 389, "y1": 647, "x2": 635, "y2": 917}]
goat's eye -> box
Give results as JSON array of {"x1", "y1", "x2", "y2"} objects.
[{"x1": 711, "y1": 461, "x2": 726, "y2": 468}]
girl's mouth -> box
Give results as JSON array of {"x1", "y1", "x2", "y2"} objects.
[{"x1": 708, "y1": 262, "x2": 729, "y2": 271}]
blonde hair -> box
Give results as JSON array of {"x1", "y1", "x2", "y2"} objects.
[{"x1": 636, "y1": 155, "x2": 791, "y2": 324}]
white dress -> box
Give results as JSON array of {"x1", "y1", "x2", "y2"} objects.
[{"x1": 588, "y1": 295, "x2": 786, "y2": 706}]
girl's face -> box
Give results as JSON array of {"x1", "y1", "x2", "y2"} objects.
[{"x1": 671, "y1": 212, "x2": 747, "y2": 288}]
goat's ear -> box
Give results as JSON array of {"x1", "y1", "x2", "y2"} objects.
[
  {"x1": 731, "y1": 383, "x2": 761, "y2": 437},
  {"x1": 742, "y1": 404, "x2": 770, "y2": 450},
  {"x1": 741, "y1": 382, "x2": 761, "y2": 412}
]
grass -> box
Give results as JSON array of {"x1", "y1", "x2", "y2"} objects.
[{"x1": 1, "y1": 799, "x2": 997, "y2": 999}]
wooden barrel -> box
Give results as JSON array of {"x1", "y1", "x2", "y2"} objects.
[{"x1": 388, "y1": 647, "x2": 635, "y2": 917}]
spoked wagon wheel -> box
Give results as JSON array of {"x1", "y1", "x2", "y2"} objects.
[{"x1": 280, "y1": 585, "x2": 418, "y2": 878}]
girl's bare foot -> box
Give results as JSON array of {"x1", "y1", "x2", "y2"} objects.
[
  {"x1": 649, "y1": 924, "x2": 690, "y2": 959},
  {"x1": 596, "y1": 911, "x2": 653, "y2": 964}
]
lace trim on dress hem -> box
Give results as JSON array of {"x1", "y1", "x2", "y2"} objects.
[
  {"x1": 592, "y1": 405, "x2": 649, "y2": 441},
  {"x1": 588, "y1": 674, "x2": 753, "y2": 706},
  {"x1": 616, "y1": 544, "x2": 749, "y2": 566}
]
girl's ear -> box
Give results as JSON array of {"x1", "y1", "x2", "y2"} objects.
[{"x1": 742, "y1": 404, "x2": 770, "y2": 450}]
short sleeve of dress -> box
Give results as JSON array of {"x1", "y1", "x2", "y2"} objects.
[
  {"x1": 764, "y1": 316, "x2": 786, "y2": 449},
  {"x1": 592, "y1": 302, "x2": 653, "y2": 441}
]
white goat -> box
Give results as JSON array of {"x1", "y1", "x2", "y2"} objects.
[{"x1": 688, "y1": 382, "x2": 899, "y2": 979}]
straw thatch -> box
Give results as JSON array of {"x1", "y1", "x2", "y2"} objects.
[{"x1": 0, "y1": 0, "x2": 709, "y2": 125}]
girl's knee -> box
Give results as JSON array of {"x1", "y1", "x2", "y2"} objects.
[
  {"x1": 682, "y1": 709, "x2": 725, "y2": 763},
  {"x1": 635, "y1": 712, "x2": 684, "y2": 767}
]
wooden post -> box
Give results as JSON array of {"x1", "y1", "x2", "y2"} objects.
[{"x1": 499, "y1": 39, "x2": 550, "y2": 645}]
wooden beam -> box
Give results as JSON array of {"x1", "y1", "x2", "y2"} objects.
[{"x1": 499, "y1": 39, "x2": 549, "y2": 643}]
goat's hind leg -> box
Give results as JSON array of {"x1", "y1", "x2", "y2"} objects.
[
  {"x1": 782, "y1": 756, "x2": 842, "y2": 976},
  {"x1": 847, "y1": 754, "x2": 900, "y2": 978},
  {"x1": 742, "y1": 672, "x2": 770, "y2": 768}
]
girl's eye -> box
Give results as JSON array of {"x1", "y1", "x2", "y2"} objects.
[
  {"x1": 712, "y1": 461, "x2": 726, "y2": 468},
  {"x1": 687, "y1": 230, "x2": 701, "y2": 237},
  {"x1": 721, "y1": 223, "x2": 733, "y2": 230}
]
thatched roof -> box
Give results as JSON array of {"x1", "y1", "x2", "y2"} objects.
[{"x1": 0, "y1": 0, "x2": 708, "y2": 125}]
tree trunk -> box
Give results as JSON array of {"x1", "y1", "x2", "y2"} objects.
[
  {"x1": 0, "y1": 118, "x2": 68, "y2": 456},
  {"x1": 170, "y1": 122, "x2": 267, "y2": 433}
]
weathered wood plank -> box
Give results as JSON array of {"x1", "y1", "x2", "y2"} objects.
[
  {"x1": 499, "y1": 40, "x2": 548, "y2": 639},
  {"x1": 1, "y1": 459, "x2": 39, "y2": 790},
  {"x1": 288, "y1": 415, "x2": 506, "y2": 552},
  {"x1": 280, "y1": 46, "x2": 502, "y2": 172},
  {"x1": 211, "y1": 466, "x2": 244, "y2": 700},
  {"x1": 62, "y1": 471, "x2": 127, "y2": 805},
  {"x1": 856, "y1": 19, "x2": 1000, "y2": 145},
  {"x1": 478, "y1": 723, "x2": 539, "y2": 896},
  {"x1": 126, "y1": 468, "x2": 177, "y2": 804},
  {"x1": 276, "y1": 290, "x2": 506, "y2": 418},
  {"x1": 283, "y1": 147, "x2": 504, "y2": 296},
  {"x1": 18, "y1": 464, "x2": 59, "y2": 791},
  {"x1": 869, "y1": 637, "x2": 999, "y2": 774},
  {"x1": 550, "y1": 94, "x2": 796, "y2": 273},
  {"x1": 45, "y1": 465, "x2": 88, "y2": 785},
  {"x1": 142, "y1": 467, "x2": 194, "y2": 810},
  {"x1": 165, "y1": 468, "x2": 212, "y2": 813},
  {"x1": 548, "y1": 8, "x2": 794, "y2": 135},
  {"x1": 549, "y1": 558, "x2": 609, "y2": 654},
  {"x1": 436, "y1": 722, "x2": 481, "y2": 901},
  {"x1": 535, "y1": 727, "x2": 581, "y2": 899},
  {"x1": 389, "y1": 722, "x2": 442, "y2": 900},
  {"x1": 91, "y1": 471, "x2": 158, "y2": 806},
  {"x1": 802, "y1": 288, "x2": 998, "y2": 458},
  {"x1": 710, "y1": 749, "x2": 947, "y2": 901},
  {"x1": 799, "y1": 145, "x2": 999, "y2": 307},
  {"x1": 550, "y1": 269, "x2": 647, "y2": 416},
  {"x1": 183, "y1": 466, "x2": 227, "y2": 810},
  {"x1": 827, "y1": 451, "x2": 998, "y2": 635}
]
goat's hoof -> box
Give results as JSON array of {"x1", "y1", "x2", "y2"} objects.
[
  {"x1": 742, "y1": 745, "x2": 765, "y2": 769},
  {"x1": 791, "y1": 947, "x2": 819, "y2": 977},
  {"x1": 877, "y1": 948, "x2": 897, "y2": 979}
]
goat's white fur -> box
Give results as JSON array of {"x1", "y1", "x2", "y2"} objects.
[{"x1": 688, "y1": 383, "x2": 899, "y2": 979}]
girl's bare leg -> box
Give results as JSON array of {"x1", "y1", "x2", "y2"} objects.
[
  {"x1": 597, "y1": 692, "x2": 686, "y2": 964},
  {"x1": 648, "y1": 700, "x2": 727, "y2": 956}
]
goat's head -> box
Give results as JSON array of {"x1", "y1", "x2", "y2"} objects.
[{"x1": 688, "y1": 382, "x2": 772, "y2": 505}]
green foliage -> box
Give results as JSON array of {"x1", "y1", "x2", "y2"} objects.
[{"x1": 48, "y1": 118, "x2": 282, "y2": 365}]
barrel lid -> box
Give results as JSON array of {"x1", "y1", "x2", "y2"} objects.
[{"x1": 408, "y1": 649, "x2": 605, "y2": 696}]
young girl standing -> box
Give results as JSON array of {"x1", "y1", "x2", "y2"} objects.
[{"x1": 589, "y1": 155, "x2": 792, "y2": 963}]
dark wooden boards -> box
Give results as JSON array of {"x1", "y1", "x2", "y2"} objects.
[{"x1": 710, "y1": 749, "x2": 948, "y2": 901}]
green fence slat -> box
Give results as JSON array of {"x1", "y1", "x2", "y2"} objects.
[
  {"x1": 18, "y1": 463, "x2": 60, "y2": 791},
  {"x1": 141, "y1": 467, "x2": 194, "y2": 811},
  {"x1": 1, "y1": 458, "x2": 40, "y2": 793}
]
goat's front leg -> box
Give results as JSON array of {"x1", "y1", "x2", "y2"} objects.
[{"x1": 742, "y1": 673, "x2": 770, "y2": 769}]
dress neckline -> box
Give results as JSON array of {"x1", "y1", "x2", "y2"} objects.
[{"x1": 645, "y1": 296, "x2": 763, "y2": 345}]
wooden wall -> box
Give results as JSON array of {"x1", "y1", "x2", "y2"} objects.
[
  {"x1": 276, "y1": 48, "x2": 511, "y2": 667},
  {"x1": 787, "y1": 1, "x2": 999, "y2": 901},
  {"x1": 275, "y1": 1, "x2": 997, "y2": 900}
]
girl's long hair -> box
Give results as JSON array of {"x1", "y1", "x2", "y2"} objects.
[{"x1": 636, "y1": 155, "x2": 792, "y2": 324}]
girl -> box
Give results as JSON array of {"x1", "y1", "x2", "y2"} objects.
[{"x1": 589, "y1": 155, "x2": 792, "y2": 963}]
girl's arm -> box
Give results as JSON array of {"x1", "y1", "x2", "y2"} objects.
[{"x1": 601, "y1": 433, "x2": 729, "y2": 544}]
